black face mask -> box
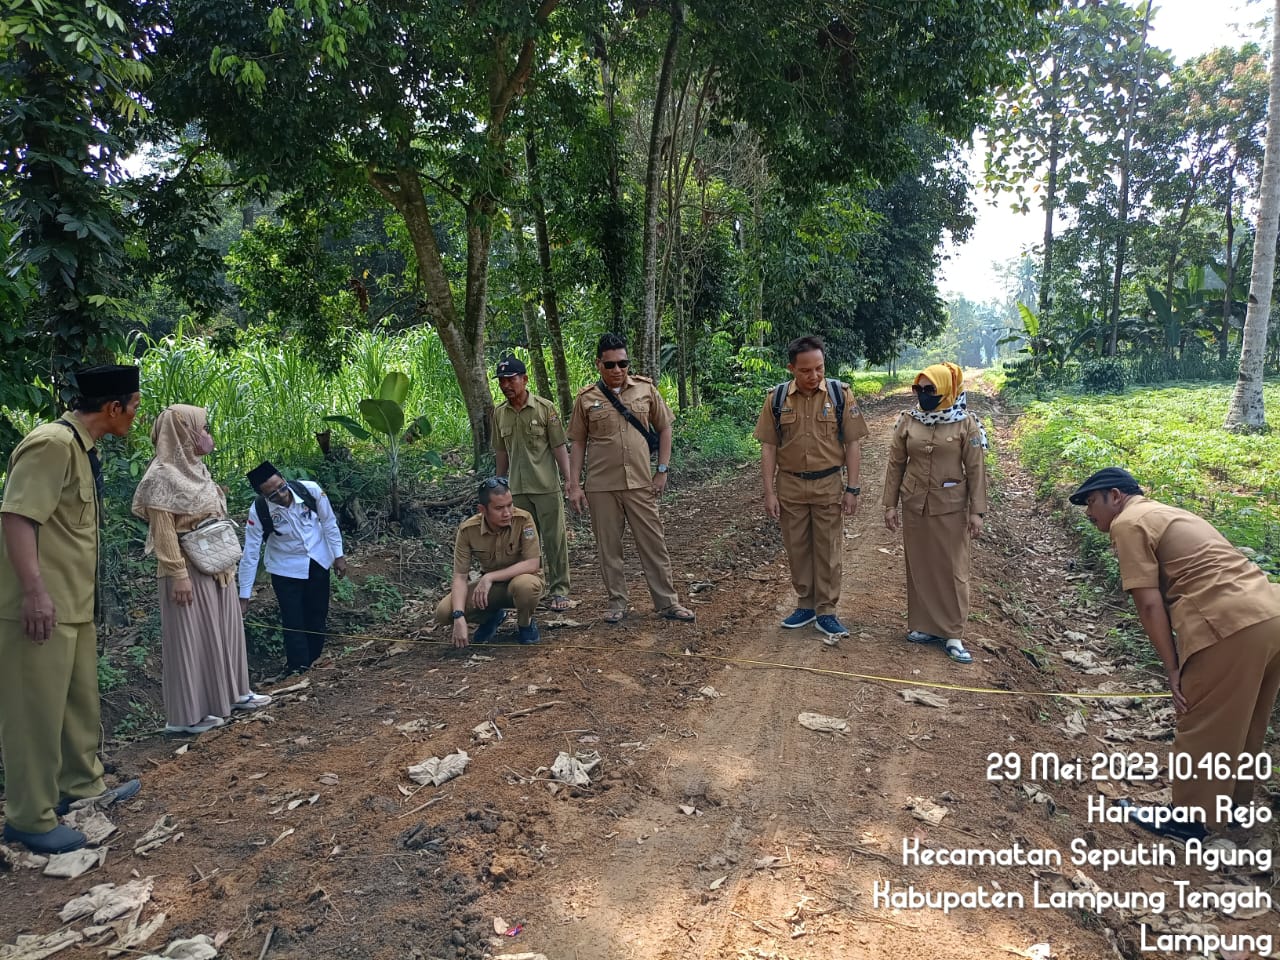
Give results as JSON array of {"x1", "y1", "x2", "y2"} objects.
[{"x1": 918, "y1": 392, "x2": 944, "y2": 412}]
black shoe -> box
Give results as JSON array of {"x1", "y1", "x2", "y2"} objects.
[
  {"x1": 55, "y1": 778, "x2": 142, "y2": 817},
  {"x1": 473, "y1": 608, "x2": 508, "y2": 644},
  {"x1": 3, "y1": 823, "x2": 87, "y2": 854},
  {"x1": 1114, "y1": 798, "x2": 1208, "y2": 842}
]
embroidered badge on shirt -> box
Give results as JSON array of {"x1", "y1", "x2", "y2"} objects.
[
  {"x1": 969, "y1": 436, "x2": 984, "y2": 447},
  {"x1": 522, "y1": 526, "x2": 535, "y2": 539}
]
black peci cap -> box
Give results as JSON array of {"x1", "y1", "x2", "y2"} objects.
[
  {"x1": 246, "y1": 461, "x2": 280, "y2": 490},
  {"x1": 1069, "y1": 467, "x2": 1144, "y2": 505},
  {"x1": 74, "y1": 364, "x2": 139, "y2": 397}
]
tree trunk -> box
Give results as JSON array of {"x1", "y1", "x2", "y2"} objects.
[
  {"x1": 1161, "y1": 160, "x2": 1205, "y2": 307},
  {"x1": 597, "y1": 33, "x2": 627, "y2": 332},
  {"x1": 367, "y1": 167, "x2": 494, "y2": 466},
  {"x1": 639, "y1": 1, "x2": 682, "y2": 377},
  {"x1": 1225, "y1": 0, "x2": 1280, "y2": 431},
  {"x1": 1106, "y1": 0, "x2": 1154, "y2": 357},
  {"x1": 509, "y1": 208, "x2": 553, "y2": 398},
  {"x1": 1221, "y1": 181, "x2": 1236, "y2": 363},
  {"x1": 673, "y1": 209, "x2": 688, "y2": 409},
  {"x1": 524, "y1": 133, "x2": 574, "y2": 419},
  {"x1": 1039, "y1": 56, "x2": 1061, "y2": 316}
]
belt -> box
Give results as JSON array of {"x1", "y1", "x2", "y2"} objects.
[{"x1": 788, "y1": 466, "x2": 843, "y2": 481}]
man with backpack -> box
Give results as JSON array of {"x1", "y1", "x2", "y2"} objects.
[
  {"x1": 753, "y1": 335, "x2": 869, "y2": 642},
  {"x1": 239, "y1": 461, "x2": 347, "y2": 676}
]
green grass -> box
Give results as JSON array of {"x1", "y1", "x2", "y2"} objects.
[{"x1": 1014, "y1": 382, "x2": 1280, "y2": 578}]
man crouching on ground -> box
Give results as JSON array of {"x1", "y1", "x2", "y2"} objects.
[{"x1": 434, "y1": 477, "x2": 544, "y2": 647}]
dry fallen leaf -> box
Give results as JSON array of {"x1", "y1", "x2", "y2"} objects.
[
  {"x1": 493, "y1": 916, "x2": 509, "y2": 935},
  {"x1": 709, "y1": 876, "x2": 727, "y2": 890},
  {"x1": 247, "y1": 773, "x2": 267, "y2": 781},
  {"x1": 272, "y1": 828, "x2": 295, "y2": 846},
  {"x1": 317, "y1": 773, "x2": 339, "y2": 786}
]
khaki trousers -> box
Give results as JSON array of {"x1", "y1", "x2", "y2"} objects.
[
  {"x1": 0, "y1": 619, "x2": 105, "y2": 833},
  {"x1": 586, "y1": 488, "x2": 678, "y2": 614},
  {"x1": 779, "y1": 499, "x2": 843, "y2": 615},
  {"x1": 434, "y1": 573, "x2": 545, "y2": 628},
  {"x1": 1173, "y1": 615, "x2": 1280, "y2": 825},
  {"x1": 514, "y1": 491, "x2": 570, "y2": 598}
]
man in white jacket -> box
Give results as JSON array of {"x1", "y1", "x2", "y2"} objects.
[{"x1": 239, "y1": 461, "x2": 347, "y2": 676}]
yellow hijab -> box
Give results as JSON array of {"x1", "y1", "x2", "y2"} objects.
[{"x1": 916, "y1": 362, "x2": 964, "y2": 410}]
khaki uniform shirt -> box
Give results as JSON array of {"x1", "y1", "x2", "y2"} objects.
[
  {"x1": 752, "y1": 381, "x2": 869, "y2": 504},
  {"x1": 0, "y1": 415, "x2": 98, "y2": 623},
  {"x1": 1109, "y1": 496, "x2": 1280, "y2": 663},
  {"x1": 493, "y1": 393, "x2": 567, "y2": 495},
  {"x1": 452, "y1": 507, "x2": 541, "y2": 576},
  {"x1": 568, "y1": 376, "x2": 672, "y2": 492},
  {"x1": 882, "y1": 413, "x2": 989, "y2": 517}
]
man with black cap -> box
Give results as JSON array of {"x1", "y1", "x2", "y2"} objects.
[
  {"x1": 1071, "y1": 466, "x2": 1280, "y2": 837},
  {"x1": 238, "y1": 462, "x2": 347, "y2": 676},
  {"x1": 0, "y1": 365, "x2": 143, "y2": 854},
  {"x1": 492, "y1": 356, "x2": 572, "y2": 611}
]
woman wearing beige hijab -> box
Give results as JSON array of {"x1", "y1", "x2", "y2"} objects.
[
  {"x1": 882, "y1": 363, "x2": 989, "y2": 665},
  {"x1": 132, "y1": 405, "x2": 270, "y2": 733}
]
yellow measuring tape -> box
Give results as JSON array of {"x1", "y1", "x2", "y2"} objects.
[{"x1": 244, "y1": 620, "x2": 1170, "y2": 702}]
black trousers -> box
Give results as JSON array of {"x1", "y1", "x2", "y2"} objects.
[{"x1": 271, "y1": 560, "x2": 331, "y2": 672}]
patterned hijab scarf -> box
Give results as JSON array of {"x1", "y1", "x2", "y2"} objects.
[
  {"x1": 131, "y1": 405, "x2": 227, "y2": 549},
  {"x1": 909, "y1": 362, "x2": 988, "y2": 449}
]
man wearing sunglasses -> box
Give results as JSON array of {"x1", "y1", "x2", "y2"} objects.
[
  {"x1": 754, "y1": 335, "x2": 869, "y2": 642},
  {"x1": 239, "y1": 462, "x2": 347, "y2": 676},
  {"x1": 434, "y1": 477, "x2": 544, "y2": 646},
  {"x1": 566, "y1": 332, "x2": 695, "y2": 624}
]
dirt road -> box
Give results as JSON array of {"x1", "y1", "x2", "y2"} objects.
[{"x1": 2, "y1": 389, "x2": 1276, "y2": 960}]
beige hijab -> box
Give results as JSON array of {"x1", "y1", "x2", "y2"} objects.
[{"x1": 131, "y1": 405, "x2": 227, "y2": 538}]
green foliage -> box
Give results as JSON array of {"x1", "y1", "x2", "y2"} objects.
[
  {"x1": 113, "y1": 700, "x2": 165, "y2": 741},
  {"x1": 1015, "y1": 383, "x2": 1280, "y2": 577},
  {"x1": 97, "y1": 653, "x2": 127, "y2": 693},
  {"x1": 1078, "y1": 358, "x2": 1127, "y2": 394},
  {"x1": 325, "y1": 370, "x2": 441, "y2": 520},
  {"x1": 361, "y1": 575, "x2": 404, "y2": 623}
]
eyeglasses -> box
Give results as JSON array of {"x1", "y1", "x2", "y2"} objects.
[
  {"x1": 264, "y1": 484, "x2": 291, "y2": 503},
  {"x1": 911, "y1": 384, "x2": 937, "y2": 395},
  {"x1": 601, "y1": 359, "x2": 630, "y2": 370}
]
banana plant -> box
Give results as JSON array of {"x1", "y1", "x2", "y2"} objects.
[{"x1": 324, "y1": 371, "x2": 439, "y2": 521}]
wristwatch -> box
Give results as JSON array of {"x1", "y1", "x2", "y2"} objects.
[
  {"x1": 845, "y1": 485, "x2": 861, "y2": 495},
  {"x1": 451, "y1": 609, "x2": 466, "y2": 620},
  {"x1": 656, "y1": 464, "x2": 669, "y2": 473}
]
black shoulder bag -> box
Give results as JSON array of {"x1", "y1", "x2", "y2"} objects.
[{"x1": 596, "y1": 381, "x2": 659, "y2": 455}]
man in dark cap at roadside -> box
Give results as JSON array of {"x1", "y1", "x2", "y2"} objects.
[
  {"x1": 239, "y1": 462, "x2": 347, "y2": 677},
  {"x1": 492, "y1": 356, "x2": 572, "y2": 612},
  {"x1": 1070, "y1": 466, "x2": 1280, "y2": 838},
  {"x1": 0, "y1": 365, "x2": 144, "y2": 854}
]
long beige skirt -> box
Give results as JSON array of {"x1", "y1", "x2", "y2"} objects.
[
  {"x1": 158, "y1": 569, "x2": 250, "y2": 727},
  {"x1": 902, "y1": 508, "x2": 971, "y2": 639}
]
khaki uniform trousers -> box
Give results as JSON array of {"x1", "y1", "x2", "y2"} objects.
[
  {"x1": 779, "y1": 500, "x2": 843, "y2": 615},
  {"x1": 0, "y1": 619, "x2": 105, "y2": 833},
  {"x1": 434, "y1": 574, "x2": 545, "y2": 628},
  {"x1": 1173, "y1": 615, "x2": 1280, "y2": 825},
  {"x1": 586, "y1": 488, "x2": 678, "y2": 614},
  {"x1": 514, "y1": 491, "x2": 569, "y2": 599}
]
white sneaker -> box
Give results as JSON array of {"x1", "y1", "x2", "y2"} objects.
[
  {"x1": 164, "y1": 716, "x2": 226, "y2": 735},
  {"x1": 233, "y1": 692, "x2": 273, "y2": 711}
]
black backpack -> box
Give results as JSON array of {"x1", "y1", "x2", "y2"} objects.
[
  {"x1": 253, "y1": 480, "x2": 317, "y2": 539},
  {"x1": 771, "y1": 378, "x2": 845, "y2": 444}
]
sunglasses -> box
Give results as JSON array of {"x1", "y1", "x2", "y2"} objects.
[
  {"x1": 911, "y1": 384, "x2": 938, "y2": 395},
  {"x1": 479, "y1": 476, "x2": 510, "y2": 491},
  {"x1": 601, "y1": 359, "x2": 630, "y2": 370}
]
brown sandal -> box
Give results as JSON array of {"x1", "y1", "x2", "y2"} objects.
[
  {"x1": 549, "y1": 595, "x2": 572, "y2": 612},
  {"x1": 603, "y1": 609, "x2": 627, "y2": 624},
  {"x1": 660, "y1": 604, "x2": 696, "y2": 622}
]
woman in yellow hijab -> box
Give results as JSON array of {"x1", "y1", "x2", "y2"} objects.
[{"x1": 882, "y1": 363, "x2": 989, "y2": 664}]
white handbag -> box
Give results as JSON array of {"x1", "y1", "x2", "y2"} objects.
[{"x1": 179, "y1": 518, "x2": 243, "y2": 576}]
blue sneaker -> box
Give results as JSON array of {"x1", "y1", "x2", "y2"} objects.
[
  {"x1": 815, "y1": 614, "x2": 849, "y2": 639},
  {"x1": 517, "y1": 621, "x2": 541, "y2": 645},
  {"x1": 3, "y1": 823, "x2": 86, "y2": 854},
  {"x1": 473, "y1": 608, "x2": 508, "y2": 644},
  {"x1": 781, "y1": 608, "x2": 817, "y2": 629}
]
